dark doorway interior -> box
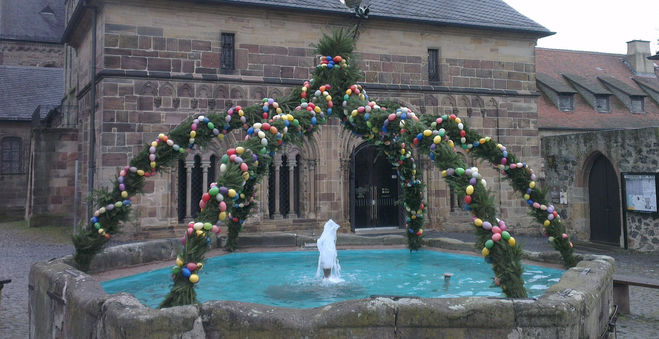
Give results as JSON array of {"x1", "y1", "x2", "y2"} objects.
[
  {"x1": 350, "y1": 143, "x2": 401, "y2": 229},
  {"x1": 588, "y1": 155, "x2": 621, "y2": 245}
]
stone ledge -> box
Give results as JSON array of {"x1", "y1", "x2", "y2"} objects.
[{"x1": 29, "y1": 241, "x2": 614, "y2": 338}]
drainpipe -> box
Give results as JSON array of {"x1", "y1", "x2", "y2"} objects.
[{"x1": 87, "y1": 3, "x2": 98, "y2": 218}]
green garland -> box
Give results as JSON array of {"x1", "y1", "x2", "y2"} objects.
[{"x1": 73, "y1": 27, "x2": 576, "y2": 305}]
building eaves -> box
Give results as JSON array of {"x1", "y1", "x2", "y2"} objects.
[
  {"x1": 184, "y1": 0, "x2": 552, "y2": 36},
  {"x1": 633, "y1": 77, "x2": 659, "y2": 105}
]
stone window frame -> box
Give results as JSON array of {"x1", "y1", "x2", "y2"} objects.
[
  {"x1": 428, "y1": 48, "x2": 440, "y2": 83},
  {"x1": 595, "y1": 95, "x2": 610, "y2": 113},
  {"x1": 220, "y1": 32, "x2": 235, "y2": 73},
  {"x1": 1, "y1": 136, "x2": 22, "y2": 174}
]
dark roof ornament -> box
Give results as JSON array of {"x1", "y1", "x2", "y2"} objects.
[{"x1": 340, "y1": 0, "x2": 370, "y2": 18}]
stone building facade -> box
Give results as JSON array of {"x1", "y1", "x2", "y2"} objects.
[
  {"x1": 58, "y1": 0, "x2": 550, "y2": 238},
  {"x1": 0, "y1": 0, "x2": 67, "y2": 222},
  {"x1": 542, "y1": 128, "x2": 659, "y2": 252}
]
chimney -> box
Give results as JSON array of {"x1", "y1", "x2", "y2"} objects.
[{"x1": 626, "y1": 40, "x2": 654, "y2": 75}]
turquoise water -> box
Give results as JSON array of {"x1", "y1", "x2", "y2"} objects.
[{"x1": 101, "y1": 249, "x2": 564, "y2": 309}]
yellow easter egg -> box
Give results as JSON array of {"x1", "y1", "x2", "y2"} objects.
[
  {"x1": 121, "y1": 191, "x2": 128, "y2": 198},
  {"x1": 529, "y1": 181, "x2": 536, "y2": 188},
  {"x1": 441, "y1": 170, "x2": 447, "y2": 177},
  {"x1": 235, "y1": 146, "x2": 244, "y2": 155},
  {"x1": 544, "y1": 220, "x2": 550, "y2": 227},
  {"x1": 190, "y1": 131, "x2": 196, "y2": 138},
  {"x1": 423, "y1": 129, "x2": 432, "y2": 137},
  {"x1": 474, "y1": 218, "x2": 483, "y2": 227},
  {"x1": 176, "y1": 257, "x2": 183, "y2": 267},
  {"x1": 228, "y1": 189, "x2": 236, "y2": 198},
  {"x1": 219, "y1": 212, "x2": 227, "y2": 220},
  {"x1": 189, "y1": 274, "x2": 199, "y2": 283},
  {"x1": 455, "y1": 117, "x2": 461, "y2": 124},
  {"x1": 508, "y1": 237, "x2": 516, "y2": 246},
  {"x1": 137, "y1": 170, "x2": 145, "y2": 176},
  {"x1": 434, "y1": 136, "x2": 441, "y2": 144},
  {"x1": 466, "y1": 185, "x2": 474, "y2": 195},
  {"x1": 482, "y1": 247, "x2": 490, "y2": 256}
]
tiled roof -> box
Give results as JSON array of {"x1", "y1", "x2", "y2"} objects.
[
  {"x1": 598, "y1": 76, "x2": 646, "y2": 96},
  {"x1": 536, "y1": 48, "x2": 659, "y2": 131},
  {"x1": 536, "y1": 73, "x2": 576, "y2": 93},
  {"x1": 563, "y1": 74, "x2": 611, "y2": 95},
  {"x1": 0, "y1": 66, "x2": 63, "y2": 121},
  {"x1": 0, "y1": 0, "x2": 65, "y2": 43},
  {"x1": 209, "y1": 0, "x2": 551, "y2": 35}
]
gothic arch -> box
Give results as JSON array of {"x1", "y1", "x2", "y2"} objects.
[
  {"x1": 159, "y1": 82, "x2": 175, "y2": 97},
  {"x1": 197, "y1": 84, "x2": 211, "y2": 98},
  {"x1": 213, "y1": 85, "x2": 229, "y2": 98},
  {"x1": 269, "y1": 88, "x2": 284, "y2": 99},
  {"x1": 250, "y1": 86, "x2": 267, "y2": 100},
  {"x1": 138, "y1": 81, "x2": 158, "y2": 96},
  {"x1": 178, "y1": 83, "x2": 194, "y2": 97},
  {"x1": 472, "y1": 96, "x2": 485, "y2": 118},
  {"x1": 230, "y1": 87, "x2": 246, "y2": 99}
]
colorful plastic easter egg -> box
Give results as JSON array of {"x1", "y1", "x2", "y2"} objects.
[
  {"x1": 485, "y1": 239, "x2": 494, "y2": 249},
  {"x1": 482, "y1": 221, "x2": 492, "y2": 231},
  {"x1": 474, "y1": 218, "x2": 483, "y2": 227},
  {"x1": 189, "y1": 274, "x2": 199, "y2": 283},
  {"x1": 492, "y1": 233, "x2": 502, "y2": 242},
  {"x1": 186, "y1": 262, "x2": 198, "y2": 272},
  {"x1": 508, "y1": 237, "x2": 516, "y2": 246},
  {"x1": 501, "y1": 231, "x2": 511, "y2": 240},
  {"x1": 482, "y1": 247, "x2": 490, "y2": 256},
  {"x1": 466, "y1": 185, "x2": 474, "y2": 195},
  {"x1": 181, "y1": 268, "x2": 191, "y2": 278},
  {"x1": 176, "y1": 257, "x2": 183, "y2": 267}
]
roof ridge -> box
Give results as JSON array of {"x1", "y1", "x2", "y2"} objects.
[{"x1": 536, "y1": 47, "x2": 626, "y2": 57}]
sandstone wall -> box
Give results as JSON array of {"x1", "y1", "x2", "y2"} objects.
[
  {"x1": 542, "y1": 127, "x2": 659, "y2": 251},
  {"x1": 62, "y1": 0, "x2": 543, "y2": 237}
]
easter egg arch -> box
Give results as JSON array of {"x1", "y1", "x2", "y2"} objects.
[{"x1": 72, "y1": 28, "x2": 576, "y2": 307}]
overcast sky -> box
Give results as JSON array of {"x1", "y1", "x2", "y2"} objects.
[{"x1": 503, "y1": 0, "x2": 659, "y2": 55}]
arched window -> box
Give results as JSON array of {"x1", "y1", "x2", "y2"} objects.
[
  {"x1": 1, "y1": 137, "x2": 21, "y2": 174},
  {"x1": 268, "y1": 147, "x2": 301, "y2": 219},
  {"x1": 177, "y1": 153, "x2": 220, "y2": 222}
]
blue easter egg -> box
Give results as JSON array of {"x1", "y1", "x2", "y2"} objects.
[{"x1": 182, "y1": 268, "x2": 191, "y2": 278}]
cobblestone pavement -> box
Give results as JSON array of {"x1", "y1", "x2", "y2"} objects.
[
  {"x1": 0, "y1": 222, "x2": 73, "y2": 338},
  {"x1": 1, "y1": 223, "x2": 657, "y2": 337}
]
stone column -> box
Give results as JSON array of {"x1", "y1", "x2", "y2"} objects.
[
  {"x1": 201, "y1": 160, "x2": 210, "y2": 193},
  {"x1": 272, "y1": 156, "x2": 283, "y2": 219},
  {"x1": 286, "y1": 156, "x2": 297, "y2": 218},
  {"x1": 185, "y1": 160, "x2": 194, "y2": 219},
  {"x1": 261, "y1": 174, "x2": 269, "y2": 219},
  {"x1": 308, "y1": 159, "x2": 317, "y2": 219},
  {"x1": 300, "y1": 160, "x2": 309, "y2": 218}
]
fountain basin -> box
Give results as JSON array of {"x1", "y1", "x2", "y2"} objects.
[{"x1": 29, "y1": 235, "x2": 614, "y2": 338}]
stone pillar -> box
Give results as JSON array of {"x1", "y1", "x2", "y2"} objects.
[
  {"x1": 201, "y1": 160, "x2": 210, "y2": 193},
  {"x1": 185, "y1": 160, "x2": 194, "y2": 219},
  {"x1": 272, "y1": 156, "x2": 283, "y2": 219},
  {"x1": 286, "y1": 156, "x2": 297, "y2": 218},
  {"x1": 261, "y1": 175, "x2": 269, "y2": 219},
  {"x1": 308, "y1": 159, "x2": 317, "y2": 219},
  {"x1": 300, "y1": 160, "x2": 309, "y2": 218}
]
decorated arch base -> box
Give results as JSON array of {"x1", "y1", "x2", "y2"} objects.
[{"x1": 73, "y1": 28, "x2": 576, "y2": 307}]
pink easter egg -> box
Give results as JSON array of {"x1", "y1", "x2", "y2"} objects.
[
  {"x1": 240, "y1": 163, "x2": 248, "y2": 172},
  {"x1": 492, "y1": 233, "x2": 502, "y2": 242},
  {"x1": 219, "y1": 201, "x2": 227, "y2": 212},
  {"x1": 492, "y1": 226, "x2": 502, "y2": 234},
  {"x1": 562, "y1": 233, "x2": 568, "y2": 239},
  {"x1": 186, "y1": 263, "x2": 198, "y2": 272},
  {"x1": 188, "y1": 222, "x2": 194, "y2": 229},
  {"x1": 211, "y1": 225, "x2": 219, "y2": 233},
  {"x1": 388, "y1": 113, "x2": 396, "y2": 121},
  {"x1": 510, "y1": 163, "x2": 517, "y2": 169},
  {"x1": 533, "y1": 202, "x2": 540, "y2": 209},
  {"x1": 187, "y1": 228, "x2": 193, "y2": 235}
]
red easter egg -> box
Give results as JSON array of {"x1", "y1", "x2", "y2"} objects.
[
  {"x1": 202, "y1": 193, "x2": 211, "y2": 202},
  {"x1": 186, "y1": 263, "x2": 198, "y2": 272}
]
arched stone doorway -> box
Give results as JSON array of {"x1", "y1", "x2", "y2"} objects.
[
  {"x1": 349, "y1": 142, "x2": 402, "y2": 230},
  {"x1": 588, "y1": 154, "x2": 621, "y2": 245}
]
